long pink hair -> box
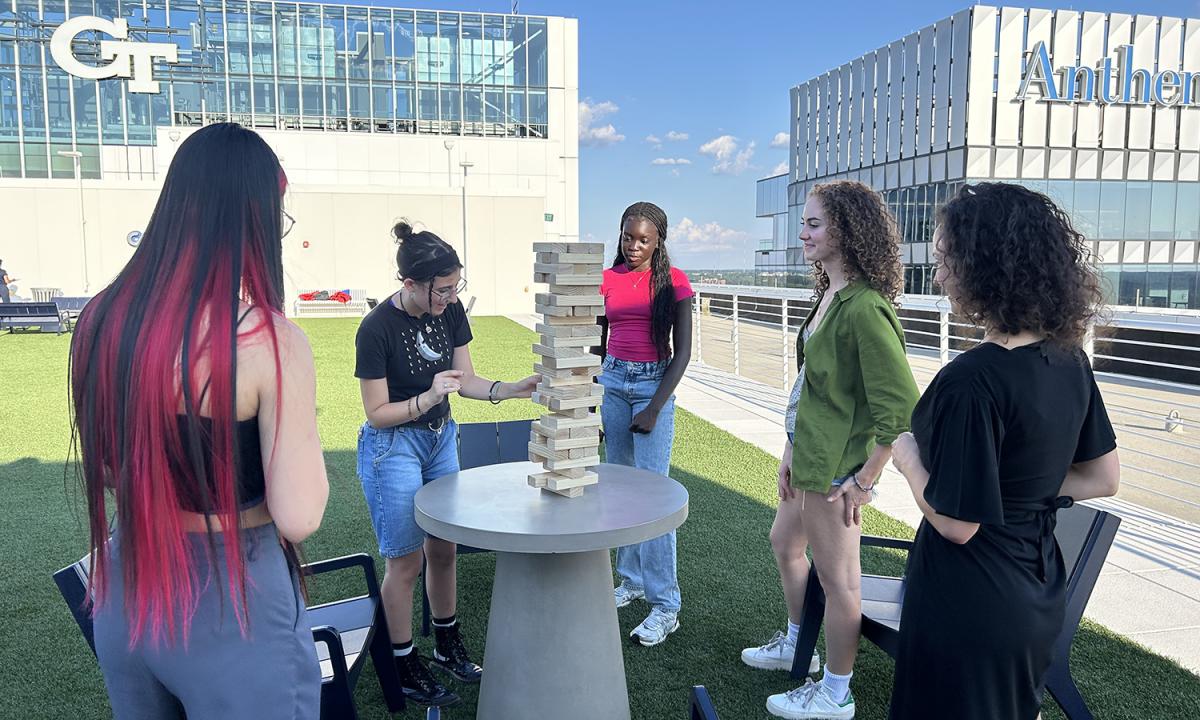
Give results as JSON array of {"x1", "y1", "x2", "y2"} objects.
[{"x1": 69, "y1": 123, "x2": 287, "y2": 647}]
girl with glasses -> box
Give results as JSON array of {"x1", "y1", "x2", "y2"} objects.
[{"x1": 353, "y1": 220, "x2": 538, "y2": 708}]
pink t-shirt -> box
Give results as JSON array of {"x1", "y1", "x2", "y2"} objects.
[{"x1": 601, "y1": 265, "x2": 695, "y2": 362}]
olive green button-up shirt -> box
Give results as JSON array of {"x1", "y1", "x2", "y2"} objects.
[{"x1": 790, "y1": 281, "x2": 919, "y2": 493}]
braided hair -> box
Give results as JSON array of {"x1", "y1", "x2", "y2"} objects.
[
  {"x1": 393, "y1": 220, "x2": 462, "y2": 311},
  {"x1": 613, "y1": 201, "x2": 677, "y2": 361}
]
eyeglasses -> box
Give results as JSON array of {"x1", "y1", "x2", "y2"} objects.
[
  {"x1": 430, "y1": 278, "x2": 468, "y2": 301},
  {"x1": 282, "y1": 210, "x2": 296, "y2": 239}
]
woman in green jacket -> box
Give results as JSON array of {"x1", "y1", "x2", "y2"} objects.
[{"x1": 741, "y1": 181, "x2": 919, "y2": 720}]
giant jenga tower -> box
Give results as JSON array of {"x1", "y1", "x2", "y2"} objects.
[{"x1": 527, "y1": 241, "x2": 608, "y2": 498}]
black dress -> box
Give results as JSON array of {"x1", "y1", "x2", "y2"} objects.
[{"x1": 889, "y1": 342, "x2": 1116, "y2": 720}]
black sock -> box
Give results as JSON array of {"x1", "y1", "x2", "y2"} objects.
[
  {"x1": 432, "y1": 614, "x2": 457, "y2": 628},
  {"x1": 393, "y1": 640, "x2": 414, "y2": 657}
]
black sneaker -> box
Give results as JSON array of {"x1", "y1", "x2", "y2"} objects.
[
  {"x1": 395, "y1": 652, "x2": 460, "y2": 707},
  {"x1": 432, "y1": 622, "x2": 483, "y2": 683}
]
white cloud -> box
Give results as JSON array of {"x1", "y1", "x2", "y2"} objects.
[
  {"x1": 645, "y1": 134, "x2": 662, "y2": 144},
  {"x1": 651, "y1": 157, "x2": 692, "y2": 166},
  {"x1": 670, "y1": 217, "x2": 752, "y2": 252},
  {"x1": 770, "y1": 131, "x2": 790, "y2": 148},
  {"x1": 579, "y1": 99, "x2": 625, "y2": 146},
  {"x1": 666, "y1": 130, "x2": 689, "y2": 141},
  {"x1": 698, "y1": 135, "x2": 756, "y2": 175},
  {"x1": 770, "y1": 161, "x2": 789, "y2": 176}
]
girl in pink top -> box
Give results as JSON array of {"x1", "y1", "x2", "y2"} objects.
[{"x1": 598, "y1": 201, "x2": 694, "y2": 647}]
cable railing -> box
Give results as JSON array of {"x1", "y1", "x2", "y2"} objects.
[{"x1": 691, "y1": 283, "x2": 1200, "y2": 527}]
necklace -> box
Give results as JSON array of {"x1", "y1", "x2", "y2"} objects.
[
  {"x1": 629, "y1": 267, "x2": 651, "y2": 290},
  {"x1": 394, "y1": 292, "x2": 434, "y2": 334}
]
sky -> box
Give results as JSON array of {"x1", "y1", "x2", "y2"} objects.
[{"x1": 391, "y1": 0, "x2": 1199, "y2": 269}]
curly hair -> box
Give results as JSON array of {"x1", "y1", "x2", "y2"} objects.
[
  {"x1": 936, "y1": 182, "x2": 1103, "y2": 349},
  {"x1": 808, "y1": 181, "x2": 904, "y2": 304}
]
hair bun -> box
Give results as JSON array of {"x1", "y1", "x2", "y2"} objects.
[{"x1": 392, "y1": 220, "x2": 414, "y2": 244}]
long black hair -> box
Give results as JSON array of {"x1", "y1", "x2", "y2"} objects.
[
  {"x1": 613, "y1": 201, "x2": 676, "y2": 360},
  {"x1": 393, "y1": 220, "x2": 462, "y2": 311}
]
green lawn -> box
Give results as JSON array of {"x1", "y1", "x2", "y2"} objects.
[{"x1": 2, "y1": 316, "x2": 1197, "y2": 719}]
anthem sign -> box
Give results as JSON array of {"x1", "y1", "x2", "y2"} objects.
[
  {"x1": 50, "y1": 16, "x2": 178, "y2": 93},
  {"x1": 1016, "y1": 41, "x2": 1199, "y2": 108}
]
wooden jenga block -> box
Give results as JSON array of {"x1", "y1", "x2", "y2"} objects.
[
  {"x1": 551, "y1": 253, "x2": 605, "y2": 264},
  {"x1": 533, "y1": 242, "x2": 606, "y2": 255},
  {"x1": 540, "y1": 372, "x2": 597, "y2": 389},
  {"x1": 534, "y1": 303, "x2": 574, "y2": 317},
  {"x1": 539, "y1": 413, "x2": 601, "y2": 431},
  {"x1": 544, "y1": 485, "x2": 585, "y2": 498},
  {"x1": 546, "y1": 470, "x2": 598, "y2": 491},
  {"x1": 543, "y1": 454, "x2": 601, "y2": 471},
  {"x1": 535, "y1": 293, "x2": 604, "y2": 308},
  {"x1": 540, "y1": 434, "x2": 600, "y2": 451},
  {"x1": 568, "y1": 447, "x2": 596, "y2": 459},
  {"x1": 543, "y1": 313, "x2": 600, "y2": 325},
  {"x1": 536, "y1": 382, "x2": 595, "y2": 400},
  {"x1": 548, "y1": 284, "x2": 601, "y2": 296},
  {"x1": 537, "y1": 386, "x2": 603, "y2": 412},
  {"x1": 538, "y1": 335, "x2": 597, "y2": 351},
  {"x1": 527, "y1": 473, "x2": 549, "y2": 488},
  {"x1": 534, "y1": 363, "x2": 601, "y2": 380},
  {"x1": 531, "y1": 420, "x2": 569, "y2": 439},
  {"x1": 569, "y1": 426, "x2": 600, "y2": 439},
  {"x1": 527, "y1": 440, "x2": 565, "y2": 462},
  {"x1": 540, "y1": 273, "x2": 603, "y2": 286},
  {"x1": 534, "y1": 263, "x2": 601, "y2": 277},
  {"x1": 536, "y1": 354, "x2": 602, "y2": 371},
  {"x1": 536, "y1": 323, "x2": 602, "y2": 339}
]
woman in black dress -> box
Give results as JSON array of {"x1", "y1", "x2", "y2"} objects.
[{"x1": 888, "y1": 182, "x2": 1121, "y2": 720}]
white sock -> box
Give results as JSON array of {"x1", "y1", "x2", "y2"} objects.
[
  {"x1": 393, "y1": 644, "x2": 414, "y2": 658},
  {"x1": 786, "y1": 621, "x2": 801, "y2": 647},
  {"x1": 821, "y1": 665, "x2": 852, "y2": 703}
]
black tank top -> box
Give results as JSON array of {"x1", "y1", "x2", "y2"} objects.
[{"x1": 172, "y1": 415, "x2": 267, "y2": 513}]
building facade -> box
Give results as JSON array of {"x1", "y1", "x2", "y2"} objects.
[
  {"x1": 1, "y1": 1, "x2": 578, "y2": 314},
  {"x1": 756, "y1": 6, "x2": 1200, "y2": 310}
]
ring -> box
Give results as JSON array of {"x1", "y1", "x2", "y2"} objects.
[{"x1": 443, "y1": 382, "x2": 449, "y2": 389}]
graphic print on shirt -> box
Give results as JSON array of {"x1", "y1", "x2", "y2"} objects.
[{"x1": 400, "y1": 314, "x2": 451, "y2": 373}]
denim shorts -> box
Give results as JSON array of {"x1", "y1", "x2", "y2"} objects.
[{"x1": 357, "y1": 419, "x2": 459, "y2": 558}]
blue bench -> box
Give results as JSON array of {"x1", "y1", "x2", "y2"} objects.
[{"x1": 0, "y1": 301, "x2": 71, "y2": 334}]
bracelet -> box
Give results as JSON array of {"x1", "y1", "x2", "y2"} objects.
[
  {"x1": 853, "y1": 472, "x2": 879, "y2": 499},
  {"x1": 489, "y1": 380, "x2": 502, "y2": 405},
  {"x1": 408, "y1": 396, "x2": 416, "y2": 419},
  {"x1": 414, "y1": 393, "x2": 423, "y2": 413}
]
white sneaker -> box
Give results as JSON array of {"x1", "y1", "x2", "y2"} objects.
[
  {"x1": 629, "y1": 608, "x2": 679, "y2": 647},
  {"x1": 766, "y1": 679, "x2": 855, "y2": 719},
  {"x1": 741, "y1": 631, "x2": 821, "y2": 674},
  {"x1": 614, "y1": 582, "x2": 645, "y2": 608}
]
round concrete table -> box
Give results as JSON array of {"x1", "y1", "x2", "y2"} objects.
[{"x1": 414, "y1": 461, "x2": 688, "y2": 720}]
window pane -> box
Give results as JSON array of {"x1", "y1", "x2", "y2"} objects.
[
  {"x1": 349, "y1": 82, "x2": 370, "y2": 119},
  {"x1": 416, "y1": 11, "x2": 439, "y2": 83},
  {"x1": 323, "y1": 6, "x2": 347, "y2": 80},
  {"x1": 348, "y1": 8, "x2": 369, "y2": 81},
  {"x1": 251, "y1": 3, "x2": 275, "y2": 75},
  {"x1": 528, "y1": 18, "x2": 547, "y2": 86},
  {"x1": 506, "y1": 16, "x2": 526, "y2": 87},
  {"x1": 1072, "y1": 180, "x2": 1101, "y2": 239},
  {"x1": 227, "y1": 2, "x2": 249, "y2": 75},
  {"x1": 1118, "y1": 267, "x2": 1147, "y2": 306},
  {"x1": 438, "y1": 13, "x2": 459, "y2": 84},
  {"x1": 1146, "y1": 265, "x2": 1171, "y2": 308},
  {"x1": 418, "y1": 87, "x2": 438, "y2": 121},
  {"x1": 276, "y1": 6, "x2": 299, "y2": 78},
  {"x1": 483, "y1": 16, "x2": 507, "y2": 86},
  {"x1": 1124, "y1": 182, "x2": 1152, "y2": 240},
  {"x1": 440, "y1": 86, "x2": 460, "y2": 121},
  {"x1": 299, "y1": 6, "x2": 325, "y2": 79},
  {"x1": 1177, "y1": 183, "x2": 1200, "y2": 241},
  {"x1": 370, "y1": 10, "x2": 393, "y2": 83},
  {"x1": 1149, "y1": 183, "x2": 1176, "y2": 240},
  {"x1": 394, "y1": 11, "x2": 415, "y2": 82},
  {"x1": 1098, "y1": 182, "x2": 1125, "y2": 239},
  {"x1": 461, "y1": 14, "x2": 483, "y2": 84}
]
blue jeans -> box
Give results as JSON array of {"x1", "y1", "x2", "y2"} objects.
[
  {"x1": 599, "y1": 355, "x2": 681, "y2": 613},
  {"x1": 357, "y1": 419, "x2": 460, "y2": 558}
]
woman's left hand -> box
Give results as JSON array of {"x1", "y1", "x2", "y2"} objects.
[
  {"x1": 510, "y1": 374, "x2": 540, "y2": 399},
  {"x1": 827, "y1": 476, "x2": 872, "y2": 528},
  {"x1": 630, "y1": 407, "x2": 659, "y2": 434}
]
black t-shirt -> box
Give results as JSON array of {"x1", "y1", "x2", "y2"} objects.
[{"x1": 354, "y1": 297, "x2": 473, "y2": 424}]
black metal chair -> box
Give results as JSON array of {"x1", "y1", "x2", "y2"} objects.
[
  {"x1": 689, "y1": 685, "x2": 721, "y2": 719},
  {"x1": 54, "y1": 552, "x2": 409, "y2": 719},
  {"x1": 792, "y1": 503, "x2": 1121, "y2": 720},
  {"x1": 420, "y1": 418, "x2": 534, "y2": 636}
]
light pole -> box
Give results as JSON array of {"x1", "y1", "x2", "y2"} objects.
[
  {"x1": 57, "y1": 150, "x2": 88, "y2": 292},
  {"x1": 443, "y1": 139, "x2": 455, "y2": 188},
  {"x1": 459, "y1": 160, "x2": 473, "y2": 276}
]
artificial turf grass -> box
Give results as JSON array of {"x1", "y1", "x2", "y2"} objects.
[{"x1": 2, "y1": 317, "x2": 1198, "y2": 720}]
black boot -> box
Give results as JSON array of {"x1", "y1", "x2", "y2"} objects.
[
  {"x1": 395, "y1": 651, "x2": 460, "y2": 707},
  {"x1": 432, "y1": 622, "x2": 483, "y2": 683}
]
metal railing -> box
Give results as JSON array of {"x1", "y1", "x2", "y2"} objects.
[{"x1": 690, "y1": 284, "x2": 1200, "y2": 526}]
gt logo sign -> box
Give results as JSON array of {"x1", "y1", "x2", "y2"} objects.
[{"x1": 50, "y1": 16, "x2": 178, "y2": 94}]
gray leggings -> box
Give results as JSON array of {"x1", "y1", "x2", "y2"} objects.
[{"x1": 93, "y1": 523, "x2": 321, "y2": 720}]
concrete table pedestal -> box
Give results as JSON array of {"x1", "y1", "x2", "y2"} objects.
[{"x1": 415, "y1": 461, "x2": 688, "y2": 720}]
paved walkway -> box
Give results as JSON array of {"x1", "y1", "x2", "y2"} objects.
[{"x1": 509, "y1": 314, "x2": 1200, "y2": 674}]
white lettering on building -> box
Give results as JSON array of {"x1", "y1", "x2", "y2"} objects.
[
  {"x1": 50, "y1": 16, "x2": 179, "y2": 94},
  {"x1": 1016, "y1": 42, "x2": 1198, "y2": 108}
]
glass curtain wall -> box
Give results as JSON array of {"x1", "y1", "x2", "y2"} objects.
[{"x1": 2, "y1": 2, "x2": 552, "y2": 176}]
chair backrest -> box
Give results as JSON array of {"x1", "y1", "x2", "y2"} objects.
[
  {"x1": 1053, "y1": 503, "x2": 1121, "y2": 653},
  {"x1": 690, "y1": 685, "x2": 721, "y2": 720},
  {"x1": 0, "y1": 302, "x2": 60, "y2": 318},
  {"x1": 52, "y1": 555, "x2": 97, "y2": 656},
  {"x1": 456, "y1": 419, "x2": 534, "y2": 470}
]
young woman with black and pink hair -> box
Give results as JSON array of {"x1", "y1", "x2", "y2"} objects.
[{"x1": 70, "y1": 123, "x2": 329, "y2": 719}]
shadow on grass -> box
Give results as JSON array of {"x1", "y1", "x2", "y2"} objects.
[{"x1": 6, "y1": 435, "x2": 1199, "y2": 720}]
